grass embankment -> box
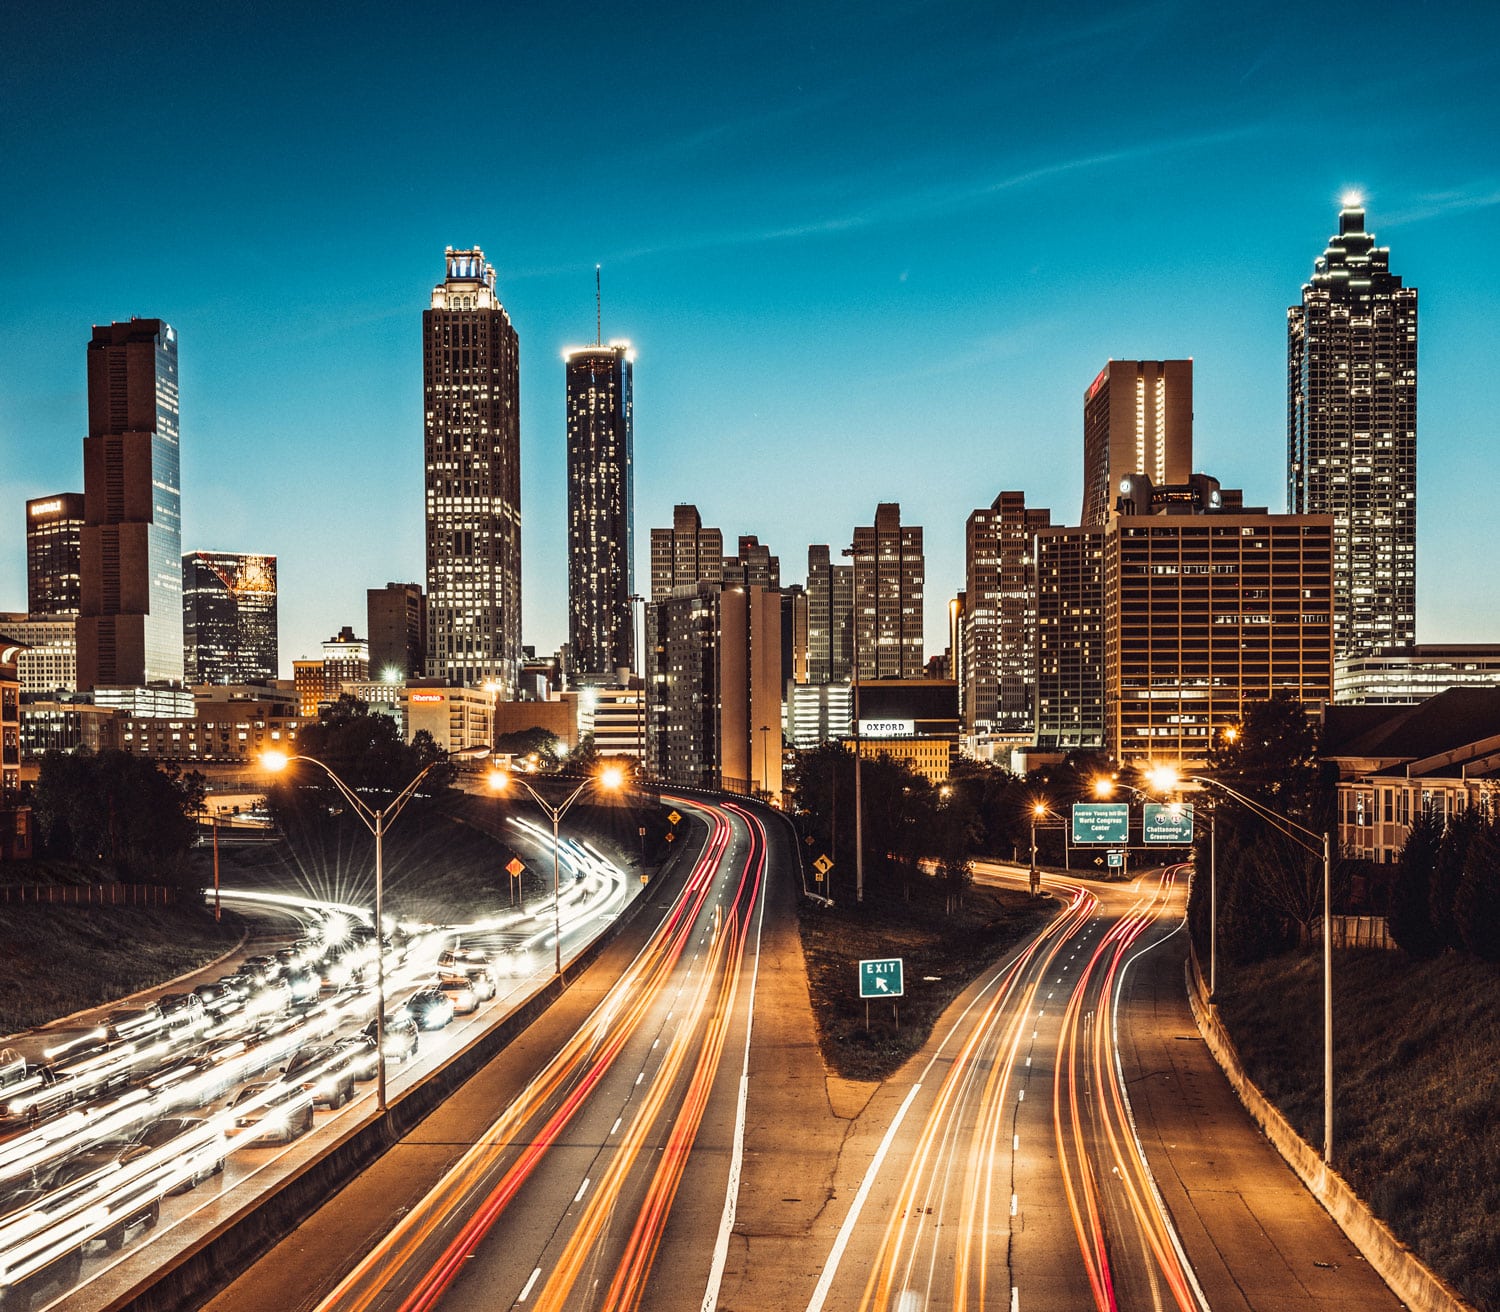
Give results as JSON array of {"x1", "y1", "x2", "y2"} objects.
[
  {"x1": 800, "y1": 871, "x2": 1054, "y2": 1081},
  {"x1": 0, "y1": 896, "x2": 245, "y2": 1035},
  {"x1": 1216, "y1": 950, "x2": 1500, "y2": 1311}
]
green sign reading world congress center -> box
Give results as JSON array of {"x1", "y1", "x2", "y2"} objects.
[{"x1": 1071, "y1": 802, "x2": 1129, "y2": 845}]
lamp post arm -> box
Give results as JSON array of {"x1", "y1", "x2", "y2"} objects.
[
  {"x1": 1189, "y1": 775, "x2": 1322, "y2": 855},
  {"x1": 285, "y1": 755, "x2": 378, "y2": 831},
  {"x1": 378, "y1": 759, "x2": 446, "y2": 830}
]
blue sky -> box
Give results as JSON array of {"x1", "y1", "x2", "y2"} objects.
[{"x1": 3, "y1": 1, "x2": 1498, "y2": 671}]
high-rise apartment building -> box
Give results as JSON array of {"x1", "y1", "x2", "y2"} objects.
[
  {"x1": 367, "y1": 582, "x2": 426, "y2": 681},
  {"x1": 805, "y1": 545, "x2": 854, "y2": 685},
  {"x1": 1288, "y1": 202, "x2": 1417, "y2": 659},
  {"x1": 182, "y1": 552, "x2": 278, "y2": 685},
  {"x1": 851, "y1": 503, "x2": 924, "y2": 679},
  {"x1": 964, "y1": 491, "x2": 1051, "y2": 736},
  {"x1": 294, "y1": 626, "x2": 370, "y2": 717},
  {"x1": 26, "y1": 494, "x2": 85, "y2": 615},
  {"x1": 1103, "y1": 475, "x2": 1334, "y2": 767},
  {"x1": 722, "y1": 536, "x2": 780, "y2": 590},
  {"x1": 649, "y1": 504, "x2": 723, "y2": 600},
  {"x1": 423, "y1": 247, "x2": 522, "y2": 694},
  {"x1": 77, "y1": 319, "x2": 182, "y2": 692},
  {"x1": 1034, "y1": 525, "x2": 1106, "y2": 751},
  {"x1": 1081, "y1": 360, "x2": 1193, "y2": 527},
  {"x1": 566, "y1": 341, "x2": 634, "y2": 680}
]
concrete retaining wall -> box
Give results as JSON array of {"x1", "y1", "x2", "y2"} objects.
[
  {"x1": 1185, "y1": 948, "x2": 1479, "y2": 1312},
  {"x1": 102, "y1": 828, "x2": 700, "y2": 1312}
]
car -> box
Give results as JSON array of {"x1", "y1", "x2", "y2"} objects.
[
  {"x1": 281, "y1": 1045, "x2": 355, "y2": 1109},
  {"x1": 284, "y1": 968, "x2": 321, "y2": 1006},
  {"x1": 227, "y1": 1081, "x2": 315, "y2": 1144},
  {"x1": 362, "y1": 1012, "x2": 419, "y2": 1063},
  {"x1": 131, "y1": 1116, "x2": 226, "y2": 1194},
  {"x1": 102, "y1": 1004, "x2": 165, "y2": 1045},
  {"x1": 334, "y1": 1032, "x2": 379, "y2": 1082},
  {"x1": 405, "y1": 988, "x2": 454, "y2": 1032},
  {"x1": 241, "y1": 955, "x2": 282, "y2": 985},
  {"x1": 0, "y1": 1175, "x2": 84, "y2": 1310},
  {"x1": 245, "y1": 977, "x2": 293, "y2": 1018},
  {"x1": 217, "y1": 972, "x2": 256, "y2": 1003},
  {"x1": 438, "y1": 949, "x2": 497, "y2": 1000},
  {"x1": 48, "y1": 1144, "x2": 163, "y2": 1251},
  {"x1": 466, "y1": 966, "x2": 497, "y2": 1001},
  {"x1": 191, "y1": 982, "x2": 243, "y2": 1019},
  {"x1": 436, "y1": 975, "x2": 478, "y2": 1015}
]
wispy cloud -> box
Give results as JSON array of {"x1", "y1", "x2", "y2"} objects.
[{"x1": 1383, "y1": 184, "x2": 1500, "y2": 227}]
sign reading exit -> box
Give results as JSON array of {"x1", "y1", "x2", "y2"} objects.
[{"x1": 858, "y1": 958, "x2": 904, "y2": 999}]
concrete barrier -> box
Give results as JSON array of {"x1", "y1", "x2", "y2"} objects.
[
  {"x1": 98, "y1": 826, "x2": 701, "y2": 1312},
  {"x1": 1185, "y1": 947, "x2": 1480, "y2": 1312}
]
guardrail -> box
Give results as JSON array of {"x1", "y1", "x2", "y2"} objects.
[{"x1": 0, "y1": 883, "x2": 174, "y2": 905}]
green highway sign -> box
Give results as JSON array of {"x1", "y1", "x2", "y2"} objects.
[
  {"x1": 1071, "y1": 802, "x2": 1129, "y2": 845},
  {"x1": 1107, "y1": 849, "x2": 1125, "y2": 868},
  {"x1": 859, "y1": 958, "x2": 904, "y2": 999},
  {"x1": 1143, "y1": 802, "x2": 1194, "y2": 844}
]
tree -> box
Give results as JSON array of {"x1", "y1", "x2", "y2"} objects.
[
  {"x1": 1388, "y1": 811, "x2": 1444, "y2": 959},
  {"x1": 1454, "y1": 815, "x2": 1500, "y2": 961},
  {"x1": 492, "y1": 727, "x2": 563, "y2": 767},
  {"x1": 32, "y1": 749, "x2": 203, "y2": 881},
  {"x1": 1429, "y1": 808, "x2": 1479, "y2": 952}
]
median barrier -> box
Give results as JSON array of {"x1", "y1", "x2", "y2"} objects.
[
  {"x1": 94, "y1": 819, "x2": 704, "y2": 1312},
  {"x1": 1184, "y1": 946, "x2": 1479, "y2": 1312}
]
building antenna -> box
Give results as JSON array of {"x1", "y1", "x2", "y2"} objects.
[{"x1": 595, "y1": 264, "x2": 602, "y2": 346}]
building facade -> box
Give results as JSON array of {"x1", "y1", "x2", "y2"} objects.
[
  {"x1": 1288, "y1": 202, "x2": 1417, "y2": 658},
  {"x1": 805, "y1": 545, "x2": 853, "y2": 685},
  {"x1": 182, "y1": 551, "x2": 277, "y2": 685},
  {"x1": 77, "y1": 318, "x2": 183, "y2": 691},
  {"x1": 367, "y1": 582, "x2": 426, "y2": 681},
  {"x1": 1081, "y1": 359, "x2": 1193, "y2": 527},
  {"x1": 722, "y1": 536, "x2": 780, "y2": 590},
  {"x1": 1034, "y1": 525, "x2": 1106, "y2": 752},
  {"x1": 1102, "y1": 481, "x2": 1335, "y2": 768},
  {"x1": 649, "y1": 504, "x2": 723, "y2": 600},
  {"x1": 566, "y1": 342, "x2": 634, "y2": 681},
  {"x1": 964, "y1": 491, "x2": 1051, "y2": 737},
  {"x1": 851, "y1": 503, "x2": 924, "y2": 679},
  {"x1": 26, "y1": 493, "x2": 85, "y2": 615},
  {"x1": 424, "y1": 247, "x2": 522, "y2": 694},
  {"x1": 1335, "y1": 644, "x2": 1500, "y2": 705},
  {"x1": 0, "y1": 615, "x2": 78, "y2": 698}
]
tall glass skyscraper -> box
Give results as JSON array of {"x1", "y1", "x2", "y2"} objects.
[
  {"x1": 77, "y1": 318, "x2": 182, "y2": 690},
  {"x1": 182, "y1": 551, "x2": 278, "y2": 684},
  {"x1": 423, "y1": 247, "x2": 522, "y2": 695},
  {"x1": 1288, "y1": 202, "x2": 1417, "y2": 658},
  {"x1": 565, "y1": 341, "x2": 634, "y2": 680}
]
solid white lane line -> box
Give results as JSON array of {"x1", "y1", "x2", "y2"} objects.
[
  {"x1": 519, "y1": 1267, "x2": 542, "y2": 1301},
  {"x1": 575, "y1": 1178, "x2": 591, "y2": 1203},
  {"x1": 1011, "y1": 1192, "x2": 1018, "y2": 1216},
  {"x1": 636, "y1": 1072, "x2": 644, "y2": 1085},
  {"x1": 1013, "y1": 1134, "x2": 1019, "y2": 1151},
  {"x1": 1018, "y1": 1088, "x2": 1025, "y2": 1102},
  {"x1": 611, "y1": 1117, "x2": 622, "y2": 1135},
  {"x1": 804, "y1": 1083, "x2": 923, "y2": 1312}
]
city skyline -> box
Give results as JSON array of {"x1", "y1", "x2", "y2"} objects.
[{"x1": 3, "y1": 4, "x2": 1498, "y2": 672}]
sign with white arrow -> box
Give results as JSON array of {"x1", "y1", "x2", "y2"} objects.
[{"x1": 858, "y1": 957, "x2": 905, "y2": 999}]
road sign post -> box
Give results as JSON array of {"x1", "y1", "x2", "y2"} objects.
[
  {"x1": 859, "y1": 957, "x2": 904, "y2": 1032},
  {"x1": 505, "y1": 856, "x2": 525, "y2": 906}
]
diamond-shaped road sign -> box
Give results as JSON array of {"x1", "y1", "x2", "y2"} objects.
[
  {"x1": 813, "y1": 854, "x2": 833, "y2": 875},
  {"x1": 668, "y1": 810, "x2": 682, "y2": 825},
  {"x1": 505, "y1": 858, "x2": 524, "y2": 877}
]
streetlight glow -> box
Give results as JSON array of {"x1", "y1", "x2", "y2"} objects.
[
  {"x1": 261, "y1": 749, "x2": 290, "y2": 773},
  {"x1": 1146, "y1": 764, "x2": 1180, "y2": 794},
  {"x1": 1092, "y1": 777, "x2": 1115, "y2": 799}
]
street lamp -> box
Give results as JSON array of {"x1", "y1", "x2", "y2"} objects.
[
  {"x1": 260, "y1": 748, "x2": 462, "y2": 1114},
  {"x1": 487, "y1": 765, "x2": 624, "y2": 976},
  {"x1": 1149, "y1": 763, "x2": 1336, "y2": 1163},
  {"x1": 1029, "y1": 801, "x2": 1048, "y2": 895},
  {"x1": 841, "y1": 545, "x2": 864, "y2": 904}
]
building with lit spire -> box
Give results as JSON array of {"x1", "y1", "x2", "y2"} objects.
[{"x1": 1288, "y1": 199, "x2": 1417, "y2": 659}]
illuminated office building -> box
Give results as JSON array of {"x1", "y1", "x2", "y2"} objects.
[
  {"x1": 368, "y1": 582, "x2": 426, "y2": 681},
  {"x1": 182, "y1": 551, "x2": 278, "y2": 685},
  {"x1": 650, "y1": 504, "x2": 722, "y2": 599},
  {"x1": 77, "y1": 318, "x2": 182, "y2": 691},
  {"x1": 565, "y1": 341, "x2": 634, "y2": 680},
  {"x1": 1288, "y1": 201, "x2": 1417, "y2": 658},
  {"x1": 850, "y1": 503, "x2": 924, "y2": 679},
  {"x1": 806, "y1": 545, "x2": 853, "y2": 685},
  {"x1": 26, "y1": 493, "x2": 84, "y2": 615},
  {"x1": 424, "y1": 247, "x2": 522, "y2": 694},
  {"x1": 1081, "y1": 360, "x2": 1193, "y2": 527}
]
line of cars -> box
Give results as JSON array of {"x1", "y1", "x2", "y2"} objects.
[{"x1": 1, "y1": 927, "x2": 503, "y2": 1311}]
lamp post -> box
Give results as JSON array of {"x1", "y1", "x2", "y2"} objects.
[
  {"x1": 1029, "y1": 802, "x2": 1047, "y2": 896},
  {"x1": 758, "y1": 724, "x2": 771, "y2": 800},
  {"x1": 488, "y1": 766, "x2": 623, "y2": 976},
  {"x1": 842, "y1": 545, "x2": 864, "y2": 904},
  {"x1": 1149, "y1": 764, "x2": 1335, "y2": 1163},
  {"x1": 261, "y1": 749, "x2": 461, "y2": 1114}
]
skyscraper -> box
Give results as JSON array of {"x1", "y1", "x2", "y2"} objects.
[
  {"x1": 805, "y1": 545, "x2": 853, "y2": 685},
  {"x1": 722, "y1": 536, "x2": 779, "y2": 590},
  {"x1": 565, "y1": 340, "x2": 634, "y2": 680},
  {"x1": 26, "y1": 493, "x2": 85, "y2": 616},
  {"x1": 424, "y1": 247, "x2": 522, "y2": 694},
  {"x1": 1288, "y1": 201, "x2": 1417, "y2": 658},
  {"x1": 649, "y1": 504, "x2": 723, "y2": 599},
  {"x1": 1081, "y1": 360, "x2": 1193, "y2": 527},
  {"x1": 851, "y1": 503, "x2": 924, "y2": 679},
  {"x1": 1034, "y1": 525, "x2": 1106, "y2": 751},
  {"x1": 964, "y1": 491, "x2": 1051, "y2": 737},
  {"x1": 367, "y1": 582, "x2": 426, "y2": 681},
  {"x1": 182, "y1": 551, "x2": 278, "y2": 685},
  {"x1": 77, "y1": 318, "x2": 182, "y2": 691}
]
